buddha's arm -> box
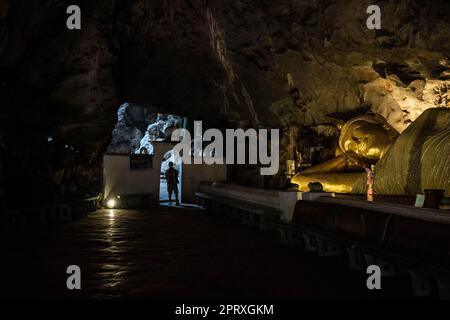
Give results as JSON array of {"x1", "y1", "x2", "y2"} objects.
[
  {"x1": 291, "y1": 172, "x2": 364, "y2": 193},
  {"x1": 302, "y1": 154, "x2": 348, "y2": 174}
]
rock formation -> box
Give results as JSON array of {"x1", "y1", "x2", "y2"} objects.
[
  {"x1": 1, "y1": 0, "x2": 449, "y2": 205},
  {"x1": 107, "y1": 103, "x2": 182, "y2": 155}
]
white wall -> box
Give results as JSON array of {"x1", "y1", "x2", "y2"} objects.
[
  {"x1": 181, "y1": 162, "x2": 227, "y2": 203},
  {"x1": 103, "y1": 142, "x2": 176, "y2": 203},
  {"x1": 103, "y1": 142, "x2": 228, "y2": 204}
]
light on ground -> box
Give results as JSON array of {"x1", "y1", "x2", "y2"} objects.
[{"x1": 107, "y1": 198, "x2": 116, "y2": 209}]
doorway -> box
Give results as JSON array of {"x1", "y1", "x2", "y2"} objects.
[{"x1": 159, "y1": 150, "x2": 182, "y2": 204}]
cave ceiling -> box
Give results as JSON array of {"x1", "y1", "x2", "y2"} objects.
[{"x1": 1, "y1": 0, "x2": 450, "y2": 153}]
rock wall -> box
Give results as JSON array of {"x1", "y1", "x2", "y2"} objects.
[
  {"x1": 107, "y1": 102, "x2": 182, "y2": 155},
  {"x1": 1, "y1": 0, "x2": 449, "y2": 205}
]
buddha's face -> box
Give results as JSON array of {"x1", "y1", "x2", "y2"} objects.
[{"x1": 341, "y1": 120, "x2": 396, "y2": 163}]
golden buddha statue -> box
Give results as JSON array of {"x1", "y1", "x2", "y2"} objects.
[{"x1": 291, "y1": 108, "x2": 450, "y2": 196}]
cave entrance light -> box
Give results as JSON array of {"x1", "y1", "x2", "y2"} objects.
[{"x1": 159, "y1": 150, "x2": 182, "y2": 205}]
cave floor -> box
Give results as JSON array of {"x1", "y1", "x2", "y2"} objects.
[{"x1": 0, "y1": 207, "x2": 412, "y2": 300}]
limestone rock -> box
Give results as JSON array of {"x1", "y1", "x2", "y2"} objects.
[
  {"x1": 107, "y1": 104, "x2": 182, "y2": 155},
  {"x1": 1, "y1": 0, "x2": 450, "y2": 202}
]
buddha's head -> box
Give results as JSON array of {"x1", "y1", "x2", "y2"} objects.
[{"x1": 338, "y1": 114, "x2": 399, "y2": 165}]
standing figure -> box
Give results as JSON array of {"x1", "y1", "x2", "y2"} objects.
[{"x1": 165, "y1": 162, "x2": 179, "y2": 205}]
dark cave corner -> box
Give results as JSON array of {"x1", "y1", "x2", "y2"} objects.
[{"x1": 0, "y1": 0, "x2": 450, "y2": 303}]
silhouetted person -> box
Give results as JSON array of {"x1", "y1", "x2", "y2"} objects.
[{"x1": 165, "y1": 162, "x2": 179, "y2": 205}]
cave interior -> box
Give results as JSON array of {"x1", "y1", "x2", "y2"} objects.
[{"x1": 1, "y1": 0, "x2": 450, "y2": 301}]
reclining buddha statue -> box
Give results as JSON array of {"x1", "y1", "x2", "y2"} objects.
[{"x1": 291, "y1": 108, "x2": 450, "y2": 196}]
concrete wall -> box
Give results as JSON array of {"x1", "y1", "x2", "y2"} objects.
[
  {"x1": 103, "y1": 142, "x2": 176, "y2": 204},
  {"x1": 103, "y1": 153, "x2": 156, "y2": 198},
  {"x1": 198, "y1": 182, "x2": 280, "y2": 208},
  {"x1": 104, "y1": 142, "x2": 227, "y2": 204},
  {"x1": 198, "y1": 182, "x2": 335, "y2": 222},
  {"x1": 181, "y1": 162, "x2": 227, "y2": 203}
]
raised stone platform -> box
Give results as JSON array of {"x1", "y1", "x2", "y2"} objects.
[
  {"x1": 319, "y1": 197, "x2": 450, "y2": 224},
  {"x1": 196, "y1": 182, "x2": 334, "y2": 225},
  {"x1": 194, "y1": 182, "x2": 450, "y2": 297},
  {"x1": 276, "y1": 196, "x2": 450, "y2": 297}
]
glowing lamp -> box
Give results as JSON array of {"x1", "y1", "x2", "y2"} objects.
[{"x1": 106, "y1": 199, "x2": 116, "y2": 209}]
